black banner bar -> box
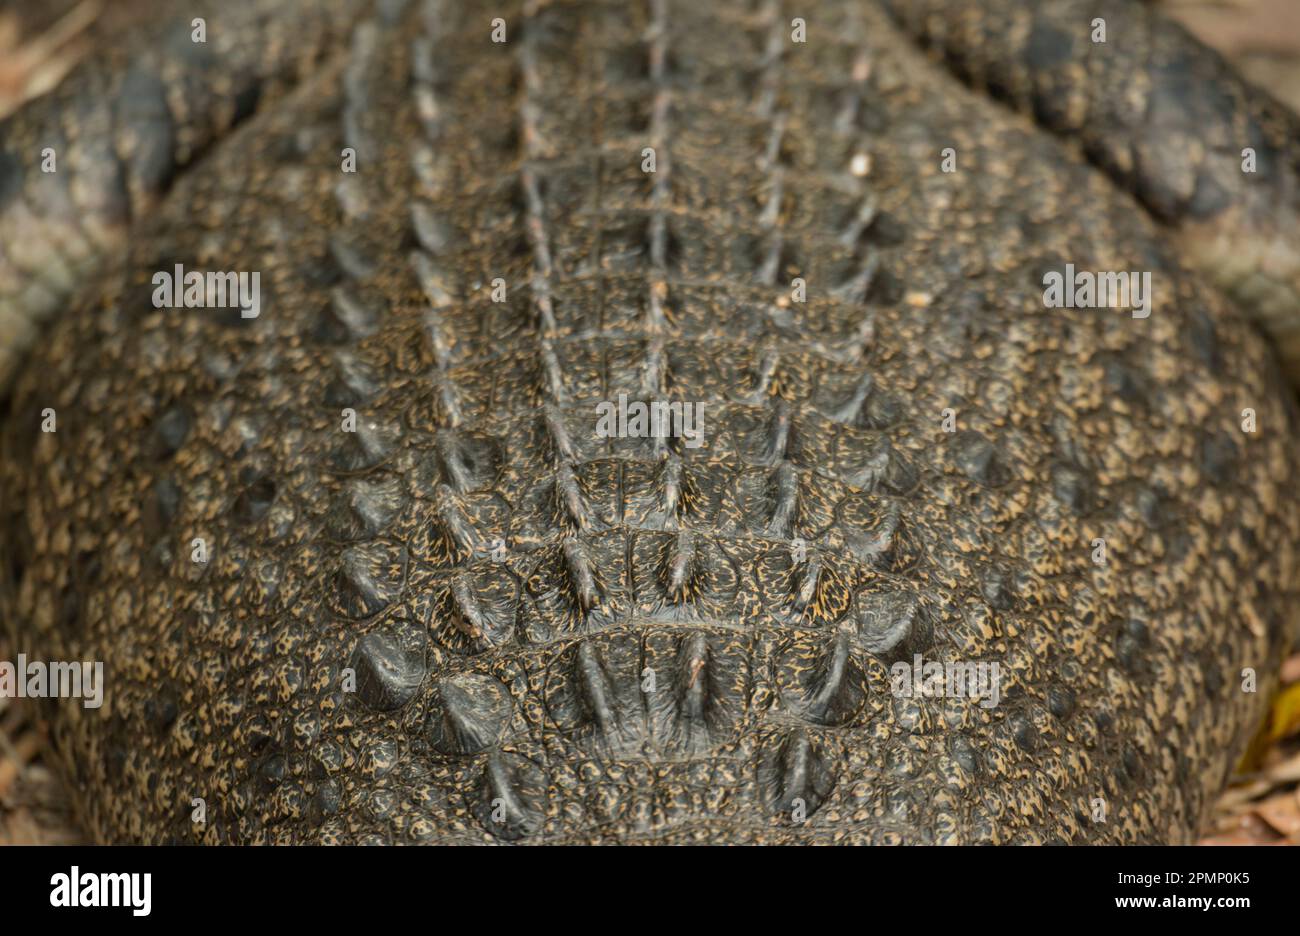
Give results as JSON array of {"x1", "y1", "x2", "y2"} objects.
[{"x1": 0, "y1": 844, "x2": 1283, "y2": 923}]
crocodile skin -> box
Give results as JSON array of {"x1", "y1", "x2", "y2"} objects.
[
  {"x1": 0, "y1": 0, "x2": 369, "y2": 384},
  {"x1": 883, "y1": 0, "x2": 1300, "y2": 383},
  {"x1": 2, "y1": 0, "x2": 1299, "y2": 844}
]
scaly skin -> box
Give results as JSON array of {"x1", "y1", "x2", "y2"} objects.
[
  {"x1": 1, "y1": 0, "x2": 1299, "y2": 843},
  {"x1": 0, "y1": 0, "x2": 373, "y2": 385},
  {"x1": 883, "y1": 0, "x2": 1300, "y2": 383}
]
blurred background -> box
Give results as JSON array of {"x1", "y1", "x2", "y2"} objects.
[{"x1": 0, "y1": 0, "x2": 1298, "y2": 845}]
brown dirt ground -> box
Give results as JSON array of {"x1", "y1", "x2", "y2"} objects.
[{"x1": 2, "y1": 0, "x2": 1300, "y2": 845}]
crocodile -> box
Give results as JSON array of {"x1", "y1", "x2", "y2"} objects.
[{"x1": 2, "y1": 0, "x2": 1300, "y2": 844}]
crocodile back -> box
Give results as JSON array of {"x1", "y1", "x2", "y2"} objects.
[{"x1": 2, "y1": 0, "x2": 1298, "y2": 843}]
